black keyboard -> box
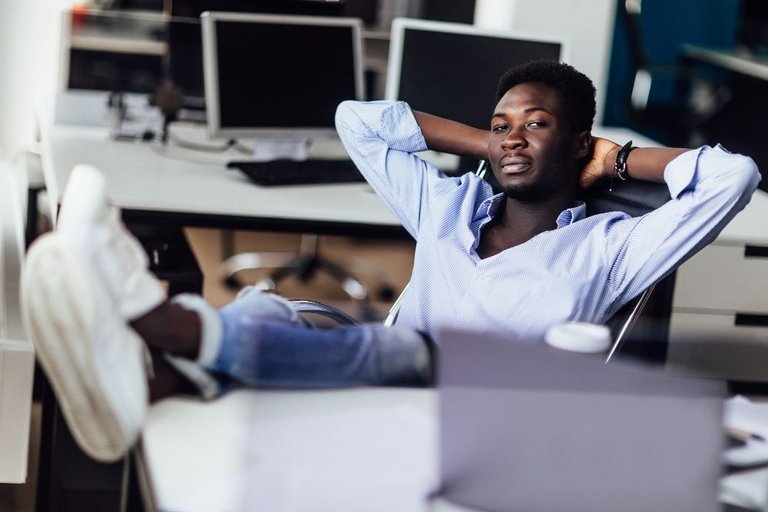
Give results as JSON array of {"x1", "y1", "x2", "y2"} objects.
[{"x1": 227, "y1": 159, "x2": 365, "y2": 186}]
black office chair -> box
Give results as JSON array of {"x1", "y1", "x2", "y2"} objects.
[
  {"x1": 292, "y1": 161, "x2": 675, "y2": 364},
  {"x1": 620, "y1": 0, "x2": 732, "y2": 147},
  {"x1": 580, "y1": 174, "x2": 674, "y2": 364}
]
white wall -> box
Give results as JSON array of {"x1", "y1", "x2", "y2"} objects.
[
  {"x1": 474, "y1": 0, "x2": 617, "y2": 124},
  {"x1": 0, "y1": 0, "x2": 74, "y2": 160}
]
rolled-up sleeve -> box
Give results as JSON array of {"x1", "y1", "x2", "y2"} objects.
[
  {"x1": 335, "y1": 100, "x2": 447, "y2": 238},
  {"x1": 606, "y1": 144, "x2": 761, "y2": 308}
]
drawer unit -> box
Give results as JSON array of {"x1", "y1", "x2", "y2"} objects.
[
  {"x1": 666, "y1": 189, "x2": 768, "y2": 380},
  {"x1": 672, "y1": 244, "x2": 768, "y2": 312},
  {"x1": 668, "y1": 312, "x2": 768, "y2": 381}
]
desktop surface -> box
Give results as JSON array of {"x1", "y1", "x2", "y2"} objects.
[
  {"x1": 140, "y1": 384, "x2": 743, "y2": 512},
  {"x1": 43, "y1": 123, "x2": 404, "y2": 235},
  {"x1": 141, "y1": 388, "x2": 438, "y2": 512}
]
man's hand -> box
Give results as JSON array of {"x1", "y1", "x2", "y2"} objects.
[{"x1": 579, "y1": 137, "x2": 620, "y2": 189}]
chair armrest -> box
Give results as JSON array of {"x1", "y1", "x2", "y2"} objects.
[{"x1": 289, "y1": 299, "x2": 361, "y2": 326}]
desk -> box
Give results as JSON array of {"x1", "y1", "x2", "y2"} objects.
[
  {"x1": 43, "y1": 123, "x2": 414, "y2": 296},
  {"x1": 139, "y1": 388, "x2": 759, "y2": 512},
  {"x1": 139, "y1": 388, "x2": 441, "y2": 512},
  {"x1": 43, "y1": 124, "x2": 405, "y2": 237}
]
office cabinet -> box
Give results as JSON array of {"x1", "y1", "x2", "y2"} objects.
[{"x1": 667, "y1": 189, "x2": 768, "y2": 380}]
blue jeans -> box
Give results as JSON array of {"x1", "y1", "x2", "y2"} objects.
[{"x1": 205, "y1": 290, "x2": 431, "y2": 388}]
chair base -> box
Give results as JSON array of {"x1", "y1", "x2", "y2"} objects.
[{"x1": 219, "y1": 233, "x2": 396, "y2": 308}]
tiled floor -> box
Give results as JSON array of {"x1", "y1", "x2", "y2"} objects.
[{"x1": 0, "y1": 228, "x2": 415, "y2": 512}]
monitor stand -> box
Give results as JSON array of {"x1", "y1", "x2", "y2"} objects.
[{"x1": 249, "y1": 137, "x2": 309, "y2": 162}]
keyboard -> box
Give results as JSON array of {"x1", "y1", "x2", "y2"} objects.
[{"x1": 227, "y1": 159, "x2": 365, "y2": 186}]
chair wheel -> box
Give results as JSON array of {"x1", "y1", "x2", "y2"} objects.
[
  {"x1": 376, "y1": 284, "x2": 396, "y2": 302},
  {"x1": 223, "y1": 275, "x2": 243, "y2": 291}
]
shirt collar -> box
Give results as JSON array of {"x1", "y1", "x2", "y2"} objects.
[
  {"x1": 556, "y1": 201, "x2": 587, "y2": 227},
  {"x1": 475, "y1": 195, "x2": 587, "y2": 228},
  {"x1": 467, "y1": 195, "x2": 586, "y2": 253},
  {"x1": 474, "y1": 193, "x2": 506, "y2": 222}
]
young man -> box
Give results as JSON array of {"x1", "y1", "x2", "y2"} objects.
[{"x1": 22, "y1": 61, "x2": 759, "y2": 462}]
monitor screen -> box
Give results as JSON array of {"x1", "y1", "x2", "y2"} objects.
[
  {"x1": 165, "y1": 17, "x2": 206, "y2": 108},
  {"x1": 202, "y1": 12, "x2": 363, "y2": 138},
  {"x1": 385, "y1": 18, "x2": 566, "y2": 130}
]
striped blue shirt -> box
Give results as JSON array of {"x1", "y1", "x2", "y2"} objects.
[{"x1": 335, "y1": 100, "x2": 760, "y2": 343}]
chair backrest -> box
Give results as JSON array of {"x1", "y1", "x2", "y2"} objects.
[
  {"x1": 580, "y1": 174, "x2": 674, "y2": 364},
  {"x1": 0, "y1": 161, "x2": 35, "y2": 484},
  {"x1": 618, "y1": 0, "x2": 733, "y2": 136}
]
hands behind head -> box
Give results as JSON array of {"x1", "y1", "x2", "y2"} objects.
[{"x1": 579, "y1": 137, "x2": 620, "y2": 190}]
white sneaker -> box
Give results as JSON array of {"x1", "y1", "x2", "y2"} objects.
[
  {"x1": 23, "y1": 233, "x2": 148, "y2": 461},
  {"x1": 56, "y1": 164, "x2": 165, "y2": 320},
  {"x1": 21, "y1": 164, "x2": 161, "y2": 461}
]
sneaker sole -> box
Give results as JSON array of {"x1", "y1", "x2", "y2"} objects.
[{"x1": 23, "y1": 234, "x2": 134, "y2": 462}]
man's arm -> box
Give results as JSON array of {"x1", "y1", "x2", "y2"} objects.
[
  {"x1": 579, "y1": 137, "x2": 688, "y2": 188},
  {"x1": 335, "y1": 100, "x2": 490, "y2": 239},
  {"x1": 594, "y1": 142, "x2": 760, "y2": 309},
  {"x1": 412, "y1": 111, "x2": 489, "y2": 159}
]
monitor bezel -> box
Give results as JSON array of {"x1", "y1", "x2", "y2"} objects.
[
  {"x1": 202, "y1": 11, "x2": 365, "y2": 139},
  {"x1": 385, "y1": 17, "x2": 570, "y2": 106}
]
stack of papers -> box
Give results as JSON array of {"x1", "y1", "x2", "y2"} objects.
[{"x1": 721, "y1": 395, "x2": 768, "y2": 509}]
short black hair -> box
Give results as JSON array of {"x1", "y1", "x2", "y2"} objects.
[{"x1": 496, "y1": 60, "x2": 596, "y2": 133}]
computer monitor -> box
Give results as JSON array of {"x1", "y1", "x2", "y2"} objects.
[
  {"x1": 385, "y1": 18, "x2": 567, "y2": 131},
  {"x1": 165, "y1": 17, "x2": 207, "y2": 110},
  {"x1": 202, "y1": 12, "x2": 364, "y2": 139}
]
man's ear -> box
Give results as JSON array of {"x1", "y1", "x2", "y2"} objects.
[{"x1": 574, "y1": 131, "x2": 591, "y2": 159}]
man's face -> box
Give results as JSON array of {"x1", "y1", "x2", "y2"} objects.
[{"x1": 487, "y1": 82, "x2": 586, "y2": 202}]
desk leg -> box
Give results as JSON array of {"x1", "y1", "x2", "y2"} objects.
[
  {"x1": 124, "y1": 222, "x2": 204, "y2": 297},
  {"x1": 128, "y1": 444, "x2": 157, "y2": 512},
  {"x1": 36, "y1": 376, "x2": 127, "y2": 512},
  {"x1": 26, "y1": 186, "x2": 44, "y2": 248}
]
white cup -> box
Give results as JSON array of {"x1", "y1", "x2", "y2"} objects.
[{"x1": 544, "y1": 322, "x2": 611, "y2": 355}]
